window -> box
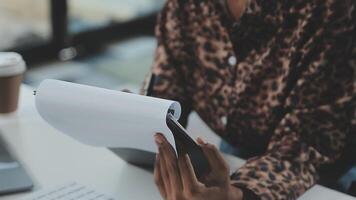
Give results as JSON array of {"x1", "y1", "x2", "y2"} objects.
[
  {"x1": 2, "y1": 0, "x2": 162, "y2": 67},
  {"x1": 0, "y1": 0, "x2": 51, "y2": 50},
  {"x1": 68, "y1": 0, "x2": 165, "y2": 33}
]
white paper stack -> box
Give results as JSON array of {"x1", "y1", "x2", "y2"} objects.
[{"x1": 35, "y1": 79, "x2": 181, "y2": 153}]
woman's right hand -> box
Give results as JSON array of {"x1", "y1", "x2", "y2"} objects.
[{"x1": 154, "y1": 134, "x2": 243, "y2": 200}]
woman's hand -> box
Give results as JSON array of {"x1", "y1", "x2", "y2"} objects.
[{"x1": 154, "y1": 133, "x2": 243, "y2": 200}]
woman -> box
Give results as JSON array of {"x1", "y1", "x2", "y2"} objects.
[{"x1": 147, "y1": 0, "x2": 356, "y2": 199}]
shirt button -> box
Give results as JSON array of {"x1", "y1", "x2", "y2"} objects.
[
  {"x1": 228, "y1": 56, "x2": 237, "y2": 66},
  {"x1": 221, "y1": 116, "x2": 228, "y2": 126},
  {"x1": 232, "y1": 22, "x2": 241, "y2": 29}
]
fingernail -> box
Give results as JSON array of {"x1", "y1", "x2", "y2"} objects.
[
  {"x1": 197, "y1": 137, "x2": 208, "y2": 145},
  {"x1": 184, "y1": 154, "x2": 191, "y2": 162},
  {"x1": 154, "y1": 134, "x2": 163, "y2": 145}
]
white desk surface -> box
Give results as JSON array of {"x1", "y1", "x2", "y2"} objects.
[{"x1": 0, "y1": 85, "x2": 354, "y2": 200}]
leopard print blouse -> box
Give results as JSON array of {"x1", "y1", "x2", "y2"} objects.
[{"x1": 147, "y1": 0, "x2": 356, "y2": 199}]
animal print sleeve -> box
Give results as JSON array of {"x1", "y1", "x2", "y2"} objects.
[
  {"x1": 148, "y1": 0, "x2": 192, "y2": 126},
  {"x1": 230, "y1": 5, "x2": 356, "y2": 200}
]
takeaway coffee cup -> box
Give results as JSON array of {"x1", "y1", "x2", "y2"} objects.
[{"x1": 0, "y1": 52, "x2": 26, "y2": 114}]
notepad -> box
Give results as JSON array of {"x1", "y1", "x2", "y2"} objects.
[
  {"x1": 35, "y1": 79, "x2": 181, "y2": 153},
  {"x1": 34, "y1": 79, "x2": 210, "y2": 180},
  {"x1": 27, "y1": 182, "x2": 117, "y2": 200}
]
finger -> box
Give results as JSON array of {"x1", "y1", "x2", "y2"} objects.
[
  {"x1": 197, "y1": 137, "x2": 229, "y2": 173},
  {"x1": 197, "y1": 137, "x2": 230, "y2": 184},
  {"x1": 155, "y1": 133, "x2": 183, "y2": 193},
  {"x1": 154, "y1": 154, "x2": 167, "y2": 198},
  {"x1": 159, "y1": 148, "x2": 176, "y2": 196},
  {"x1": 155, "y1": 138, "x2": 172, "y2": 195},
  {"x1": 178, "y1": 154, "x2": 201, "y2": 193}
]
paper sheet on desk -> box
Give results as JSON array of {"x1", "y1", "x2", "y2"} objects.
[
  {"x1": 35, "y1": 79, "x2": 181, "y2": 153},
  {"x1": 26, "y1": 182, "x2": 117, "y2": 200}
]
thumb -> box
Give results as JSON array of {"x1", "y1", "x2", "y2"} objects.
[{"x1": 197, "y1": 137, "x2": 230, "y2": 186}]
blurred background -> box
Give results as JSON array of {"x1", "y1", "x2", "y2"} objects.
[
  {"x1": 0, "y1": 0, "x2": 222, "y2": 145},
  {"x1": 0, "y1": 0, "x2": 165, "y2": 93}
]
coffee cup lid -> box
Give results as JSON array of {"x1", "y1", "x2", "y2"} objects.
[{"x1": 0, "y1": 52, "x2": 26, "y2": 77}]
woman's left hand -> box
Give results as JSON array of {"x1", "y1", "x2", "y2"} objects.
[{"x1": 154, "y1": 133, "x2": 243, "y2": 200}]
